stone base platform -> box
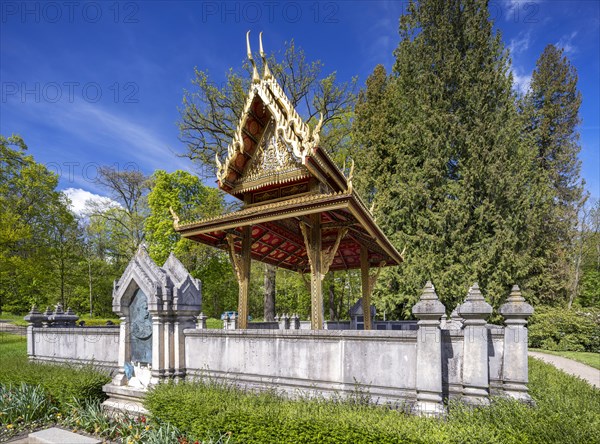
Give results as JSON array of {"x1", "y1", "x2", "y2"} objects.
[
  {"x1": 7, "y1": 427, "x2": 101, "y2": 444},
  {"x1": 102, "y1": 384, "x2": 148, "y2": 416}
]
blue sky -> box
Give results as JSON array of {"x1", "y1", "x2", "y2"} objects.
[{"x1": 1, "y1": 0, "x2": 598, "y2": 209}]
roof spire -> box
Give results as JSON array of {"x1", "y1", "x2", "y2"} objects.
[
  {"x1": 259, "y1": 32, "x2": 272, "y2": 80},
  {"x1": 246, "y1": 31, "x2": 260, "y2": 83}
]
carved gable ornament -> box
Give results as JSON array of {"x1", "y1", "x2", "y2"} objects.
[
  {"x1": 235, "y1": 120, "x2": 310, "y2": 193},
  {"x1": 112, "y1": 244, "x2": 201, "y2": 315},
  {"x1": 214, "y1": 32, "x2": 324, "y2": 197}
]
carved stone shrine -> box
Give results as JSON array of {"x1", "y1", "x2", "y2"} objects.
[{"x1": 102, "y1": 244, "x2": 201, "y2": 413}]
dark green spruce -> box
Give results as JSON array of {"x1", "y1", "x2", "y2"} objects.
[
  {"x1": 519, "y1": 44, "x2": 585, "y2": 306},
  {"x1": 353, "y1": 0, "x2": 537, "y2": 315}
]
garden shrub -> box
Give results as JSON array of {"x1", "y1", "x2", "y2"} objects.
[
  {"x1": 528, "y1": 305, "x2": 600, "y2": 352},
  {"x1": 0, "y1": 383, "x2": 57, "y2": 426},
  {"x1": 0, "y1": 335, "x2": 110, "y2": 408},
  {"x1": 145, "y1": 360, "x2": 600, "y2": 444}
]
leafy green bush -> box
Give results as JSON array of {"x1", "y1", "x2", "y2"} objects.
[
  {"x1": 0, "y1": 383, "x2": 57, "y2": 425},
  {"x1": 61, "y1": 398, "x2": 229, "y2": 444},
  {"x1": 528, "y1": 306, "x2": 600, "y2": 352},
  {"x1": 77, "y1": 317, "x2": 120, "y2": 327},
  {"x1": 0, "y1": 383, "x2": 58, "y2": 440},
  {"x1": 145, "y1": 359, "x2": 600, "y2": 444},
  {"x1": 0, "y1": 334, "x2": 110, "y2": 409}
]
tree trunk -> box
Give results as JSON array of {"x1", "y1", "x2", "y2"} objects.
[
  {"x1": 60, "y1": 254, "x2": 65, "y2": 307},
  {"x1": 329, "y1": 282, "x2": 336, "y2": 321},
  {"x1": 337, "y1": 278, "x2": 345, "y2": 320},
  {"x1": 264, "y1": 264, "x2": 276, "y2": 321},
  {"x1": 88, "y1": 260, "x2": 93, "y2": 317}
]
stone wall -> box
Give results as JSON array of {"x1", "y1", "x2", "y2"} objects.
[
  {"x1": 184, "y1": 328, "x2": 418, "y2": 406},
  {"x1": 26, "y1": 278, "x2": 533, "y2": 416},
  {"x1": 27, "y1": 326, "x2": 119, "y2": 371}
]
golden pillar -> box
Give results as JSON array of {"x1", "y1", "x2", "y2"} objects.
[
  {"x1": 360, "y1": 244, "x2": 372, "y2": 330},
  {"x1": 227, "y1": 226, "x2": 251, "y2": 329},
  {"x1": 309, "y1": 213, "x2": 323, "y2": 330}
]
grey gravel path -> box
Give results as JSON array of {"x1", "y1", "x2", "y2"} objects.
[{"x1": 529, "y1": 351, "x2": 600, "y2": 388}]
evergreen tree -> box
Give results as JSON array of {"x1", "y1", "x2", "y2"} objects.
[
  {"x1": 520, "y1": 44, "x2": 585, "y2": 305},
  {"x1": 354, "y1": 0, "x2": 534, "y2": 315}
]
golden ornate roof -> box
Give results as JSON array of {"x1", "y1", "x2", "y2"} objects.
[
  {"x1": 175, "y1": 33, "x2": 403, "y2": 272},
  {"x1": 214, "y1": 32, "x2": 348, "y2": 198}
]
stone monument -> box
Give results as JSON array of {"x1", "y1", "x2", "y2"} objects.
[{"x1": 102, "y1": 244, "x2": 201, "y2": 413}]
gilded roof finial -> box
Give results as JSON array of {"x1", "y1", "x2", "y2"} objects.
[
  {"x1": 215, "y1": 152, "x2": 222, "y2": 174},
  {"x1": 169, "y1": 207, "x2": 180, "y2": 228},
  {"x1": 246, "y1": 31, "x2": 260, "y2": 83},
  {"x1": 259, "y1": 32, "x2": 272, "y2": 80},
  {"x1": 346, "y1": 158, "x2": 354, "y2": 192}
]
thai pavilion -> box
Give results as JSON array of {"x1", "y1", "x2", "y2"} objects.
[{"x1": 173, "y1": 33, "x2": 403, "y2": 330}]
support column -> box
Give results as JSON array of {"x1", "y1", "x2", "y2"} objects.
[
  {"x1": 459, "y1": 283, "x2": 493, "y2": 405},
  {"x1": 309, "y1": 213, "x2": 323, "y2": 330},
  {"x1": 499, "y1": 285, "x2": 534, "y2": 404},
  {"x1": 24, "y1": 305, "x2": 45, "y2": 359},
  {"x1": 301, "y1": 219, "x2": 347, "y2": 330},
  {"x1": 163, "y1": 316, "x2": 174, "y2": 378},
  {"x1": 174, "y1": 314, "x2": 195, "y2": 381},
  {"x1": 412, "y1": 281, "x2": 446, "y2": 416},
  {"x1": 239, "y1": 226, "x2": 251, "y2": 329},
  {"x1": 113, "y1": 316, "x2": 130, "y2": 385},
  {"x1": 227, "y1": 227, "x2": 251, "y2": 330},
  {"x1": 150, "y1": 314, "x2": 164, "y2": 384},
  {"x1": 360, "y1": 245, "x2": 372, "y2": 330}
]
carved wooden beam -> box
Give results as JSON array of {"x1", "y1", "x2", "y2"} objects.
[
  {"x1": 226, "y1": 234, "x2": 243, "y2": 282},
  {"x1": 322, "y1": 228, "x2": 348, "y2": 276},
  {"x1": 368, "y1": 261, "x2": 386, "y2": 294},
  {"x1": 169, "y1": 207, "x2": 180, "y2": 228},
  {"x1": 299, "y1": 221, "x2": 313, "y2": 272}
]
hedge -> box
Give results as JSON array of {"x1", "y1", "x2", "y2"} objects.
[
  {"x1": 0, "y1": 333, "x2": 110, "y2": 408},
  {"x1": 145, "y1": 358, "x2": 600, "y2": 443},
  {"x1": 528, "y1": 306, "x2": 600, "y2": 352}
]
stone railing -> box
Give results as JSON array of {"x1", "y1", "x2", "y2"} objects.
[
  {"x1": 25, "y1": 284, "x2": 533, "y2": 416},
  {"x1": 24, "y1": 304, "x2": 79, "y2": 328},
  {"x1": 183, "y1": 282, "x2": 533, "y2": 416}
]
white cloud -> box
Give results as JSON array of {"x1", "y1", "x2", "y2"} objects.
[
  {"x1": 557, "y1": 31, "x2": 578, "y2": 56},
  {"x1": 62, "y1": 187, "x2": 120, "y2": 215},
  {"x1": 7, "y1": 98, "x2": 192, "y2": 175},
  {"x1": 512, "y1": 68, "x2": 532, "y2": 95},
  {"x1": 508, "y1": 32, "x2": 531, "y2": 56}
]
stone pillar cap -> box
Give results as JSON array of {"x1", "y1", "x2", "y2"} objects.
[
  {"x1": 412, "y1": 281, "x2": 445, "y2": 319},
  {"x1": 24, "y1": 305, "x2": 47, "y2": 324},
  {"x1": 458, "y1": 283, "x2": 492, "y2": 319},
  {"x1": 54, "y1": 303, "x2": 65, "y2": 315},
  {"x1": 499, "y1": 285, "x2": 533, "y2": 320}
]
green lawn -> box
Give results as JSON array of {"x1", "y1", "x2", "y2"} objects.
[
  {"x1": 0, "y1": 331, "x2": 27, "y2": 354},
  {"x1": 2, "y1": 313, "x2": 226, "y2": 329},
  {"x1": 0, "y1": 313, "x2": 28, "y2": 327},
  {"x1": 531, "y1": 348, "x2": 600, "y2": 370},
  {"x1": 206, "y1": 318, "x2": 223, "y2": 329}
]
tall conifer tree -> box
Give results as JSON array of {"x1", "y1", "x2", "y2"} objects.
[
  {"x1": 520, "y1": 44, "x2": 585, "y2": 305},
  {"x1": 354, "y1": 0, "x2": 534, "y2": 315}
]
